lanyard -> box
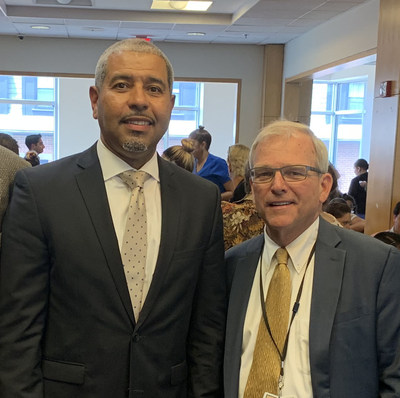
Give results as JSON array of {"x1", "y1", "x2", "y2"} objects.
[{"x1": 259, "y1": 241, "x2": 316, "y2": 393}]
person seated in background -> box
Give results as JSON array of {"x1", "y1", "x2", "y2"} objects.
[
  {"x1": 341, "y1": 192, "x2": 366, "y2": 233},
  {"x1": 389, "y1": 201, "x2": 400, "y2": 234},
  {"x1": 24, "y1": 134, "x2": 45, "y2": 166},
  {"x1": 348, "y1": 158, "x2": 369, "y2": 218},
  {"x1": 0, "y1": 133, "x2": 20, "y2": 155},
  {"x1": 372, "y1": 201, "x2": 400, "y2": 237},
  {"x1": 162, "y1": 138, "x2": 194, "y2": 172},
  {"x1": 189, "y1": 125, "x2": 234, "y2": 201},
  {"x1": 221, "y1": 163, "x2": 264, "y2": 250},
  {"x1": 324, "y1": 198, "x2": 352, "y2": 229},
  {"x1": 374, "y1": 231, "x2": 400, "y2": 250},
  {"x1": 321, "y1": 162, "x2": 343, "y2": 227},
  {"x1": 227, "y1": 144, "x2": 250, "y2": 203}
]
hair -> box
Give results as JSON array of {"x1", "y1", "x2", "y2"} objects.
[
  {"x1": 25, "y1": 134, "x2": 42, "y2": 150},
  {"x1": 163, "y1": 138, "x2": 195, "y2": 172},
  {"x1": 249, "y1": 120, "x2": 329, "y2": 173},
  {"x1": 374, "y1": 231, "x2": 400, "y2": 249},
  {"x1": 354, "y1": 158, "x2": 369, "y2": 170},
  {"x1": 0, "y1": 133, "x2": 19, "y2": 155},
  {"x1": 324, "y1": 198, "x2": 352, "y2": 219},
  {"x1": 341, "y1": 193, "x2": 357, "y2": 213},
  {"x1": 227, "y1": 144, "x2": 250, "y2": 178},
  {"x1": 393, "y1": 201, "x2": 400, "y2": 217},
  {"x1": 189, "y1": 125, "x2": 212, "y2": 150},
  {"x1": 95, "y1": 38, "x2": 174, "y2": 93}
]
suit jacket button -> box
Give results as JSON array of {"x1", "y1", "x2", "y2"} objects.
[{"x1": 132, "y1": 334, "x2": 140, "y2": 342}]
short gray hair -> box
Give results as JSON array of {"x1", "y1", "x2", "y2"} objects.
[
  {"x1": 94, "y1": 39, "x2": 174, "y2": 93},
  {"x1": 249, "y1": 120, "x2": 329, "y2": 172}
]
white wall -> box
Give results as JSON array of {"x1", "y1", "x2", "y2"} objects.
[
  {"x1": 0, "y1": 36, "x2": 264, "y2": 150},
  {"x1": 283, "y1": 0, "x2": 379, "y2": 80},
  {"x1": 58, "y1": 77, "x2": 98, "y2": 159},
  {"x1": 203, "y1": 82, "x2": 237, "y2": 159}
]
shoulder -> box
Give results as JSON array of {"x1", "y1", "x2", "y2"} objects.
[
  {"x1": 159, "y1": 156, "x2": 219, "y2": 194},
  {"x1": 226, "y1": 234, "x2": 263, "y2": 261},
  {"x1": 15, "y1": 145, "x2": 97, "y2": 186},
  {"x1": 319, "y1": 218, "x2": 395, "y2": 264}
]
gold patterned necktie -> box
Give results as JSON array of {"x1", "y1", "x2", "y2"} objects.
[
  {"x1": 244, "y1": 247, "x2": 291, "y2": 397},
  {"x1": 119, "y1": 170, "x2": 149, "y2": 321}
]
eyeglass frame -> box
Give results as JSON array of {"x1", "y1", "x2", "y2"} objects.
[{"x1": 249, "y1": 164, "x2": 323, "y2": 184}]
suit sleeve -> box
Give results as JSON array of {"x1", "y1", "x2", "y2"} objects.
[
  {"x1": 376, "y1": 247, "x2": 400, "y2": 396},
  {"x1": 0, "y1": 170, "x2": 48, "y2": 398},
  {"x1": 187, "y1": 186, "x2": 227, "y2": 398}
]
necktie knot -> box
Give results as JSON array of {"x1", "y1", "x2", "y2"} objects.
[
  {"x1": 276, "y1": 247, "x2": 288, "y2": 266},
  {"x1": 120, "y1": 170, "x2": 149, "y2": 190}
]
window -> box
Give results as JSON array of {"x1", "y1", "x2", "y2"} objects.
[
  {"x1": 0, "y1": 75, "x2": 57, "y2": 163},
  {"x1": 157, "y1": 81, "x2": 202, "y2": 153},
  {"x1": 310, "y1": 80, "x2": 366, "y2": 192}
]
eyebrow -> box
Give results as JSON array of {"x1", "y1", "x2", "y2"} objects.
[{"x1": 108, "y1": 74, "x2": 167, "y2": 90}]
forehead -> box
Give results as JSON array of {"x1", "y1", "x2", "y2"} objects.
[
  {"x1": 106, "y1": 51, "x2": 168, "y2": 80},
  {"x1": 253, "y1": 132, "x2": 316, "y2": 166}
]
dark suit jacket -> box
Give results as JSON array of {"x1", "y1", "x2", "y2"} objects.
[
  {"x1": 0, "y1": 144, "x2": 226, "y2": 398},
  {"x1": 224, "y1": 217, "x2": 400, "y2": 398}
]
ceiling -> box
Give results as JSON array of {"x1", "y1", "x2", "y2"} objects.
[{"x1": 0, "y1": 0, "x2": 370, "y2": 45}]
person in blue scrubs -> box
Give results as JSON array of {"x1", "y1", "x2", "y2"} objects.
[{"x1": 189, "y1": 126, "x2": 234, "y2": 201}]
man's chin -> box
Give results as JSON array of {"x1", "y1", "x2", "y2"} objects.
[{"x1": 122, "y1": 141, "x2": 148, "y2": 153}]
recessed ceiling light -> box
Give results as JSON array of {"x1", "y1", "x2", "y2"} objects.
[
  {"x1": 151, "y1": 1, "x2": 212, "y2": 11},
  {"x1": 187, "y1": 32, "x2": 205, "y2": 36},
  {"x1": 56, "y1": 0, "x2": 72, "y2": 4},
  {"x1": 31, "y1": 25, "x2": 51, "y2": 30}
]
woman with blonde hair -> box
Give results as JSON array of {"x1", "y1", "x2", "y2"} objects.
[
  {"x1": 162, "y1": 138, "x2": 195, "y2": 172},
  {"x1": 227, "y1": 143, "x2": 250, "y2": 202}
]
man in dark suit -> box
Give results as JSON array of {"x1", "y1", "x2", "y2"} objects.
[
  {"x1": 0, "y1": 39, "x2": 226, "y2": 398},
  {"x1": 224, "y1": 120, "x2": 400, "y2": 398}
]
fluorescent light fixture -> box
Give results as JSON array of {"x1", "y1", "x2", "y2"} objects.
[
  {"x1": 31, "y1": 25, "x2": 51, "y2": 30},
  {"x1": 151, "y1": 1, "x2": 212, "y2": 11},
  {"x1": 187, "y1": 32, "x2": 205, "y2": 36}
]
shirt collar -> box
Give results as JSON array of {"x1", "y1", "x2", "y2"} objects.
[
  {"x1": 263, "y1": 218, "x2": 319, "y2": 274},
  {"x1": 97, "y1": 139, "x2": 160, "y2": 183}
]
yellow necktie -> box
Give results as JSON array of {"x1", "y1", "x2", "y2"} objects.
[
  {"x1": 244, "y1": 247, "x2": 291, "y2": 397},
  {"x1": 120, "y1": 170, "x2": 149, "y2": 321}
]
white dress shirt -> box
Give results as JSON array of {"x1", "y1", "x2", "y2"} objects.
[
  {"x1": 239, "y1": 218, "x2": 319, "y2": 398},
  {"x1": 96, "y1": 139, "x2": 162, "y2": 304}
]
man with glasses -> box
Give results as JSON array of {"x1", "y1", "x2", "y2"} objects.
[{"x1": 224, "y1": 120, "x2": 400, "y2": 398}]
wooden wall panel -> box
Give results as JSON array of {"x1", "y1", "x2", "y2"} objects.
[
  {"x1": 365, "y1": 0, "x2": 400, "y2": 234},
  {"x1": 261, "y1": 44, "x2": 284, "y2": 128}
]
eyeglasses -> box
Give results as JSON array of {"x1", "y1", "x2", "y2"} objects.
[{"x1": 250, "y1": 165, "x2": 322, "y2": 184}]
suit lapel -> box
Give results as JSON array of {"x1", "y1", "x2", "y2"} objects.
[
  {"x1": 75, "y1": 144, "x2": 135, "y2": 325},
  {"x1": 135, "y1": 157, "x2": 180, "y2": 327},
  {"x1": 309, "y1": 218, "x2": 346, "y2": 395},
  {"x1": 225, "y1": 235, "x2": 264, "y2": 397}
]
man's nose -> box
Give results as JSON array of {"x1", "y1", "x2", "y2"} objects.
[{"x1": 128, "y1": 87, "x2": 149, "y2": 110}]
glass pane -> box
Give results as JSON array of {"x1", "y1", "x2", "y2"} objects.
[
  {"x1": 335, "y1": 139, "x2": 360, "y2": 193},
  {"x1": 337, "y1": 114, "x2": 363, "y2": 140},
  {"x1": 173, "y1": 82, "x2": 198, "y2": 107},
  {"x1": 310, "y1": 114, "x2": 332, "y2": 156},
  {"x1": 0, "y1": 102, "x2": 56, "y2": 163},
  {"x1": 337, "y1": 82, "x2": 365, "y2": 111},
  {"x1": 311, "y1": 83, "x2": 333, "y2": 112}
]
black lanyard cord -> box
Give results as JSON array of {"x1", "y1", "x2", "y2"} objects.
[{"x1": 259, "y1": 241, "x2": 316, "y2": 377}]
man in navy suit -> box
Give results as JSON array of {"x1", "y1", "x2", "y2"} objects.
[
  {"x1": 0, "y1": 39, "x2": 226, "y2": 398},
  {"x1": 224, "y1": 120, "x2": 400, "y2": 397}
]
